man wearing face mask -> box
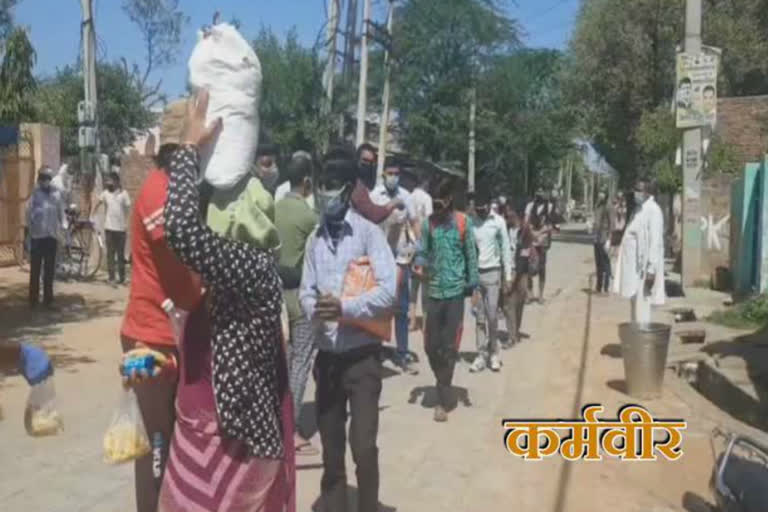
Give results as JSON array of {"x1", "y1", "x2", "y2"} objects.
[
  {"x1": 92, "y1": 172, "x2": 132, "y2": 284},
  {"x1": 350, "y1": 143, "x2": 402, "y2": 224},
  {"x1": 26, "y1": 167, "x2": 64, "y2": 309},
  {"x1": 469, "y1": 191, "x2": 513, "y2": 373},
  {"x1": 371, "y1": 160, "x2": 419, "y2": 375},
  {"x1": 414, "y1": 177, "x2": 479, "y2": 422},
  {"x1": 614, "y1": 178, "x2": 665, "y2": 325},
  {"x1": 274, "y1": 151, "x2": 320, "y2": 456},
  {"x1": 254, "y1": 143, "x2": 281, "y2": 195},
  {"x1": 300, "y1": 146, "x2": 396, "y2": 512}
]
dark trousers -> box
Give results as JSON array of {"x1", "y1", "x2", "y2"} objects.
[
  {"x1": 424, "y1": 295, "x2": 465, "y2": 408},
  {"x1": 29, "y1": 237, "x2": 57, "y2": 306},
  {"x1": 395, "y1": 265, "x2": 410, "y2": 360},
  {"x1": 106, "y1": 229, "x2": 127, "y2": 282},
  {"x1": 502, "y1": 272, "x2": 528, "y2": 343},
  {"x1": 315, "y1": 345, "x2": 382, "y2": 512},
  {"x1": 121, "y1": 336, "x2": 178, "y2": 512},
  {"x1": 594, "y1": 242, "x2": 612, "y2": 292}
]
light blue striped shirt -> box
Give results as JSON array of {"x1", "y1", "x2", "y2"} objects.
[{"x1": 300, "y1": 208, "x2": 397, "y2": 353}]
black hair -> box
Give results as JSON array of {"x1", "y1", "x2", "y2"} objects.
[
  {"x1": 256, "y1": 143, "x2": 279, "y2": 158},
  {"x1": 154, "y1": 143, "x2": 179, "y2": 170},
  {"x1": 321, "y1": 145, "x2": 357, "y2": 185},
  {"x1": 284, "y1": 152, "x2": 314, "y2": 187},
  {"x1": 474, "y1": 189, "x2": 492, "y2": 207},
  {"x1": 356, "y1": 143, "x2": 376, "y2": 160},
  {"x1": 679, "y1": 77, "x2": 692, "y2": 86},
  {"x1": 383, "y1": 156, "x2": 400, "y2": 171},
  {"x1": 703, "y1": 85, "x2": 715, "y2": 94},
  {"x1": 431, "y1": 176, "x2": 455, "y2": 200}
]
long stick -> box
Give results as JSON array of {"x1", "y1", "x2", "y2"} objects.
[{"x1": 376, "y1": 0, "x2": 395, "y2": 181}]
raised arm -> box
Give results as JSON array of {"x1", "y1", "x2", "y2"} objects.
[
  {"x1": 164, "y1": 146, "x2": 280, "y2": 309},
  {"x1": 464, "y1": 216, "x2": 479, "y2": 290}
]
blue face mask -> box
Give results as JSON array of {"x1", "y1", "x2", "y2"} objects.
[
  {"x1": 384, "y1": 174, "x2": 399, "y2": 192},
  {"x1": 316, "y1": 186, "x2": 349, "y2": 222}
]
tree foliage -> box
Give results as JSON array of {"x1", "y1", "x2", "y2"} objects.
[
  {"x1": 0, "y1": 0, "x2": 17, "y2": 43},
  {"x1": 121, "y1": 0, "x2": 188, "y2": 107},
  {"x1": 564, "y1": 0, "x2": 768, "y2": 187},
  {"x1": 253, "y1": 27, "x2": 328, "y2": 154},
  {"x1": 0, "y1": 26, "x2": 36, "y2": 124},
  {"x1": 392, "y1": 0, "x2": 521, "y2": 163},
  {"x1": 33, "y1": 63, "x2": 155, "y2": 157}
]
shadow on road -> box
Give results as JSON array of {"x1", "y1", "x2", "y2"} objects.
[
  {"x1": 311, "y1": 486, "x2": 397, "y2": 512},
  {"x1": 600, "y1": 344, "x2": 621, "y2": 358},
  {"x1": 408, "y1": 385, "x2": 471, "y2": 411},
  {"x1": 0, "y1": 281, "x2": 121, "y2": 343},
  {"x1": 552, "y1": 274, "x2": 593, "y2": 512}
]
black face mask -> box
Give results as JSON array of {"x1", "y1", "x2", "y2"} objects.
[
  {"x1": 106, "y1": 185, "x2": 116, "y2": 192},
  {"x1": 359, "y1": 162, "x2": 376, "y2": 190},
  {"x1": 476, "y1": 207, "x2": 489, "y2": 219}
]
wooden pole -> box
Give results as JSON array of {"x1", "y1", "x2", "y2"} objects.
[{"x1": 376, "y1": 0, "x2": 394, "y2": 181}]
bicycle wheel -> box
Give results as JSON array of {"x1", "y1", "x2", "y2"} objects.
[
  {"x1": 14, "y1": 226, "x2": 30, "y2": 271},
  {"x1": 72, "y1": 225, "x2": 103, "y2": 279}
]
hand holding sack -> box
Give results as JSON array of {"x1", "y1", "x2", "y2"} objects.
[
  {"x1": 340, "y1": 257, "x2": 393, "y2": 341},
  {"x1": 188, "y1": 22, "x2": 262, "y2": 190}
]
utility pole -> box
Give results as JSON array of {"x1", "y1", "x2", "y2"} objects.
[
  {"x1": 322, "y1": 0, "x2": 340, "y2": 146},
  {"x1": 79, "y1": 0, "x2": 98, "y2": 211},
  {"x1": 355, "y1": 0, "x2": 371, "y2": 147},
  {"x1": 376, "y1": 0, "x2": 395, "y2": 180},
  {"x1": 682, "y1": 0, "x2": 703, "y2": 287},
  {"x1": 468, "y1": 86, "x2": 477, "y2": 193},
  {"x1": 343, "y1": 0, "x2": 358, "y2": 82}
]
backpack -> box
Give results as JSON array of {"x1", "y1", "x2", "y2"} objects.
[{"x1": 428, "y1": 212, "x2": 467, "y2": 244}]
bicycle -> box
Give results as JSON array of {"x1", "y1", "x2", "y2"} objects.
[
  {"x1": 709, "y1": 427, "x2": 768, "y2": 512},
  {"x1": 15, "y1": 206, "x2": 104, "y2": 280}
]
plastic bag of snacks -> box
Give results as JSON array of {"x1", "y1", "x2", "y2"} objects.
[
  {"x1": 103, "y1": 388, "x2": 150, "y2": 464},
  {"x1": 24, "y1": 377, "x2": 63, "y2": 437}
]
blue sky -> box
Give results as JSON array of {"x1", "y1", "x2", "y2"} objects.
[{"x1": 15, "y1": 0, "x2": 579, "y2": 100}]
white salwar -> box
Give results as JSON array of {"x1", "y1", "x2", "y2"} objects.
[{"x1": 613, "y1": 196, "x2": 665, "y2": 325}]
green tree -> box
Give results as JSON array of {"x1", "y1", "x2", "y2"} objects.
[
  {"x1": 253, "y1": 27, "x2": 327, "y2": 154},
  {"x1": 33, "y1": 63, "x2": 155, "y2": 157},
  {"x1": 0, "y1": 25, "x2": 35, "y2": 124},
  {"x1": 121, "y1": 0, "x2": 189, "y2": 107},
  {"x1": 0, "y1": 0, "x2": 18, "y2": 43},
  {"x1": 477, "y1": 49, "x2": 573, "y2": 195},
  {"x1": 392, "y1": 0, "x2": 521, "y2": 163}
]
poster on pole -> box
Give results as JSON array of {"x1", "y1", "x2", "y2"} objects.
[{"x1": 676, "y1": 47, "x2": 720, "y2": 129}]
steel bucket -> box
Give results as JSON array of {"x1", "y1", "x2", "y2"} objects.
[{"x1": 618, "y1": 322, "x2": 672, "y2": 399}]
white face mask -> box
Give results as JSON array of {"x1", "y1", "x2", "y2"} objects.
[
  {"x1": 259, "y1": 164, "x2": 279, "y2": 189},
  {"x1": 634, "y1": 191, "x2": 646, "y2": 205}
]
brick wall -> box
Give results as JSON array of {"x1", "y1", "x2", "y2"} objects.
[{"x1": 716, "y1": 96, "x2": 768, "y2": 166}]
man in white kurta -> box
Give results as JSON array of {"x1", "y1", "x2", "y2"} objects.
[{"x1": 613, "y1": 180, "x2": 665, "y2": 325}]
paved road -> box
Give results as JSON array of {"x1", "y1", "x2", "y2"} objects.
[{"x1": 0, "y1": 238, "x2": 717, "y2": 512}]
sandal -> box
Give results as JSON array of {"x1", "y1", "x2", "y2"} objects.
[{"x1": 295, "y1": 441, "x2": 319, "y2": 456}]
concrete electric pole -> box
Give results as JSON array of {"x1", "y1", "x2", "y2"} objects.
[
  {"x1": 682, "y1": 0, "x2": 703, "y2": 287},
  {"x1": 376, "y1": 0, "x2": 394, "y2": 180},
  {"x1": 468, "y1": 86, "x2": 477, "y2": 193},
  {"x1": 355, "y1": 0, "x2": 371, "y2": 147},
  {"x1": 322, "y1": 0, "x2": 340, "y2": 125},
  {"x1": 79, "y1": 0, "x2": 99, "y2": 211}
]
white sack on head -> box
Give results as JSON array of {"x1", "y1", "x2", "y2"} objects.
[{"x1": 188, "y1": 22, "x2": 262, "y2": 190}]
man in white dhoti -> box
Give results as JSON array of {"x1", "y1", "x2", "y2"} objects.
[{"x1": 613, "y1": 179, "x2": 665, "y2": 325}]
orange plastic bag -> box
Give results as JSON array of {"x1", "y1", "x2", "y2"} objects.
[{"x1": 340, "y1": 257, "x2": 393, "y2": 341}]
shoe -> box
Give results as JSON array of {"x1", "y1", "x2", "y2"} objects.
[
  {"x1": 397, "y1": 359, "x2": 419, "y2": 376},
  {"x1": 489, "y1": 355, "x2": 501, "y2": 372},
  {"x1": 434, "y1": 406, "x2": 448, "y2": 422},
  {"x1": 469, "y1": 356, "x2": 486, "y2": 373}
]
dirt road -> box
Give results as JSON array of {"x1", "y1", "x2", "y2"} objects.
[{"x1": 0, "y1": 237, "x2": 719, "y2": 512}]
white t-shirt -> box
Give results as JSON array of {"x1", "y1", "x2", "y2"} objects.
[
  {"x1": 409, "y1": 187, "x2": 433, "y2": 226},
  {"x1": 370, "y1": 185, "x2": 416, "y2": 264},
  {"x1": 100, "y1": 189, "x2": 131, "y2": 232},
  {"x1": 275, "y1": 181, "x2": 290, "y2": 202}
]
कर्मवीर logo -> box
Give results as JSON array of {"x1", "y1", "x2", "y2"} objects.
[{"x1": 502, "y1": 405, "x2": 686, "y2": 461}]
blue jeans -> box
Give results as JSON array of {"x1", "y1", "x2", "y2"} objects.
[{"x1": 396, "y1": 265, "x2": 410, "y2": 360}]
